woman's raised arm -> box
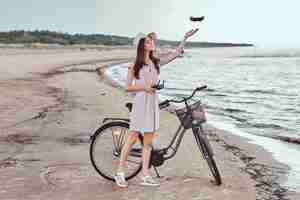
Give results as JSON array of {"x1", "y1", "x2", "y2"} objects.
[{"x1": 159, "y1": 29, "x2": 199, "y2": 67}]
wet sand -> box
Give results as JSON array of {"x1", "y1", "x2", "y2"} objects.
[{"x1": 0, "y1": 47, "x2": 299, "y2": 200}]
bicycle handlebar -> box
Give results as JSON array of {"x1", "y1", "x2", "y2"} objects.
[{"x1": 159, "y1": 85, "x2": 207, "y2": 108}]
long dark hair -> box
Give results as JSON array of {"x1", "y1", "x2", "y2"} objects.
[{"x1": 133, "y1": 38, "x2": 160, "y2": 79}]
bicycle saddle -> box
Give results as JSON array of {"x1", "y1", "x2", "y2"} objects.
[{"x1": 125, "y1": 102, "x2": 132, "y2": 112}]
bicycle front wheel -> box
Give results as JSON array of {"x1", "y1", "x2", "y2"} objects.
[
  {"x1": 193, "y1": 126, "x2": 222, "y2": 185},
  {"x1": 89, "y1": 121, "x2": 142, "y2": 181},
  {"x1": 205, "y1": 154, "x2": 222, "y2": 185}
]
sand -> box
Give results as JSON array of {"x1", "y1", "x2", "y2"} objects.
[{"x1": 0, "y1": 47, "x2": 299, "y2": 200}]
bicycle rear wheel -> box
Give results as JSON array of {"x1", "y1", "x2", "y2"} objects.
[
  {"x1": 89, "y1": 121, "x2": 142, "y2": 181},
  {"x1": 193, "y1": 126, "x2": 222, "y2": 185}
]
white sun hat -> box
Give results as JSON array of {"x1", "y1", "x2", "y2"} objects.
[{"x1": 133, "y1": 32, "x2": 147, "y2": 49}]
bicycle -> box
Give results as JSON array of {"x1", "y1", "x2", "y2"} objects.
[{"x1": 89, "y1": 82, "x2": 222, "y2": 186}]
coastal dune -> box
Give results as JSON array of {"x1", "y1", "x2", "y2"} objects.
[{"x1": 0, "y1": 47, "x2": 298, "y2": 200}]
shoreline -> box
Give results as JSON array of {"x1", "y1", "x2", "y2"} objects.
[
  {"x1": 0, "y1": 47, "x2": 298, "y2": 199},
  {"x1": 102, "y1": 61, "x2": 299, "y2": 199}
]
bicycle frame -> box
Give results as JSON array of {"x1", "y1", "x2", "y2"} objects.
[
  {"x1": 100, "y1": 89, "x2": 213, "y2": 164},
  {"x1": 162, "y1": 124, "x2": 186, "y2": 160},
  {"x1": 128, "y1": 123, "x2": 190, "y2": 161},
  {"x1": 125, "y1": 124, "x2": 210, "y2": 163},
  {"x1": 161, "y1": 122, "x2": 213, "y2": 160}
]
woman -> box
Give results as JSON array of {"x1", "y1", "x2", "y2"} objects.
[{"x1": 114, "y1": 29, "x2": 198, "y2": 187}]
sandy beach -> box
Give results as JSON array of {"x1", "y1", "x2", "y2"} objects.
[{"x1": 0, "y1": 47, "x2": 299, "y2": 200}]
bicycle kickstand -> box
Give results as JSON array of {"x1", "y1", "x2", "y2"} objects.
[{"x1": 153, "y1": 166, "x2": 163, "y2": 178}]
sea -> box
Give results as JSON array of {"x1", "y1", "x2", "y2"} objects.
[{"x1": 105, "y1": 47, "x2": 300, "y2": 191}]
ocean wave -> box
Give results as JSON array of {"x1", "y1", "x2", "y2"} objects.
[
  {"x1": 232, "y1": 100, "x2": 257, "y2": 104},
  {"x1": 227, "y1": 114, "x2": 248, "y2": 122},
  {"x1": 205, "y1": 88, "x2": 216, "y2": 92},
  {"x1": 262, "y1": 135, "x2": 300, "y2": 145},
  {"x1": 164, "y1": 87, "x2": 194, "y2": 92},
  {"x1": 239, "y1": 52, "x2": 300, "y2": 58},
  {"x1": 242, "y1": 89, "x2": 278, "y2": 95},
  {"x1": 205, "y1": 105, "x2": 218, "y2": 110},
  {"x1": 207, "y1": 105, "x2": 249, "y2": 114},
  {"x1": 205, "y1": 105, "x2": 249, "y2": 123},
  {"x1": 283, "y1": 108, "x2": 300, "y2": 114},
  {"x1": 240, "y1": 122, "x2": 290, "y2": 131},
  {"x1": 224, "y1": 108, "x2": 247, "y2": 113},
  {"x1": 208, "y1": 93, "x2": 228, "y2": 97},
  {"x1": 206, "y1": 104, "x2": 295, "y2": 133},
  {"x1": 241, "y1": 89, "x2": 293, "y2": 96}
]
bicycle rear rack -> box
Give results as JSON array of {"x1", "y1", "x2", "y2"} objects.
[{"x1": 102, "y1": 117, "x2": 130, "y2": 123}]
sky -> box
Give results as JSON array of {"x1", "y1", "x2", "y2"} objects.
[{"x1": 1, "y1": 0, "x2": 299, "y2": 47}]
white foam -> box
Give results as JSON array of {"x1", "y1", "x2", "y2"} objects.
[{"x1": 207, "y1": 113, "x2": 300, "y2": 192}]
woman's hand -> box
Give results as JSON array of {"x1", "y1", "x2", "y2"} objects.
[
  {"x1": 144, "y1": 86, "x2": 156, "y2": 94},
  {"x1": 144, "y1": 82, "x2": 156, "y2": 94},
  {"x1": 184, "y1": 28, "x2": 199, "y2": 40}
]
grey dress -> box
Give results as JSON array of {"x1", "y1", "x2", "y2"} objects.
[{"x1": 129, "y1": 49, "x2": 182, "y2": 134}]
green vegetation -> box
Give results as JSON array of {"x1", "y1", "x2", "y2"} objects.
[{"x1": 0, "y1": 30, "x2": 254, "y2": 47}]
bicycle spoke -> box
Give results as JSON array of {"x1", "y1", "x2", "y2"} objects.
[
  {"x1": 120, "y1": 128, "x2": 127, "y2": 147},
  {"x1": 118, "y1": 127, "x2": 126, "y2": 149},
  {"x1": 126, "y1": 159, "x2": 141, "y2": 164},
  {"x1": 111, "y1": 128, "x2": 119, "y2": 151},
  {"x1": 115, "y1": 128, "x2": 124, "y2": 150}
]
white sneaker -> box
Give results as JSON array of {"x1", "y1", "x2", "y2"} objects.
[
  {"x1": 114, "y1": 172, "x2": 128, "y2": 188},
  {"x1": 140, "y1": 175, "x2": 160, "y2": 186}
]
